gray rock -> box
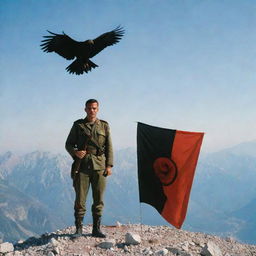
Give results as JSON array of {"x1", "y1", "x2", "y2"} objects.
[
  {"x1": 47, "y1": 252, "x2": 55, "y2": 256},
  {"x1": 166, "y1": 247, "x2": 182, "y2": 254},
  {"x1": 181, "y1": 241, "x2": 189, "y2": 251},
  {"x1": 199, "y1": 242, "x2": 205, "y2": 247},
  {"x1": 225, "y1": 237, "x2": 236, "y2": 243},
  {"x1": 0, "y1": 242, "x2": 14, "y2": 253},
  {"x1": 49, "y1": 237, "x2": 58, "y2": 246},
  {"x1": 180, "y1": 252, "x2": 193, "y2": 256},
  {"x1": 124, "y1": 245, "x2": 130, "y2": 252},
  {"x1": 97, "y1": 239, "x2": 115, "y2": 249},
  {"x1": 166, "y1": 247, "x2": 193, "y2": 256},
  {"x1": 5, "y1": 252, "x2": 15, "y2": 256},
  {"x1": 13, "y1": 251, "x2": 22, "y2": 256},
  {"x1": 53, "y1": 246, "x2": 60, "y2": 254},
  {"x1": 125, "y1": 232, "x2": 141, "y2": 245},
  {"x1": 201, "y1": 241, "x2": 222, "y2": 256},
  {"x1": 142, "y1": 247, "x2": 153, "y2": 255},
  {"x1": 155, "y1": 248, "x2": 169, "y2": 255}
]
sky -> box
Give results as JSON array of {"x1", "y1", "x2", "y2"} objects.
[{"x1": 0, "y1": 0, "x2": 255, "y2": 155}]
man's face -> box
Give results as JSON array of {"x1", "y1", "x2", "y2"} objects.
[{"x1": 85, "y1": 102, "x2": 99, "y2": 120}]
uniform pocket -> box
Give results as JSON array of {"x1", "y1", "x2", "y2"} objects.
[
  {"x1": 92, "y1": 155, "x2": 106, "y2": 170},
  {"x1": 97, "y1": 130, "x2": 106, "y2": 145}
]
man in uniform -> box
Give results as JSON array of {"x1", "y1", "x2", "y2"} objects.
[{"x1": 65, "y1": 99, "x2": 113, "y2": 237}]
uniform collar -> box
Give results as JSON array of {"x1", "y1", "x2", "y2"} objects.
[{"x1": 84, "y1": 117, "x2": 100, "y2": 125}]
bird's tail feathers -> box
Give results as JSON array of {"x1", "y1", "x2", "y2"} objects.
[
  {"x1": 66, "y1": 59, "x2": 98, "y2": 75},
  {"x1": 88, "y1": 60, "x2": 98, "y2": 69}
]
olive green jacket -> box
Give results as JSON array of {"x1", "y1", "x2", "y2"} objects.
[{"x1": 65, "y1": 118, "x2": 113, "y2": 170}]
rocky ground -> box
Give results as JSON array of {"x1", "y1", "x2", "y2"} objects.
[{"x1": 0, "y1": 224, "x2": 256, "y2": 256}]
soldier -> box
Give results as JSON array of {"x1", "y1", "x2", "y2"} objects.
[{"x1": 65, "y1": 99, "x2": 113, "y2": 237}]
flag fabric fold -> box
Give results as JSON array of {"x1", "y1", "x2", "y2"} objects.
[{"x1": 137, "y1": 122, "x2": 204, "y2": 228}]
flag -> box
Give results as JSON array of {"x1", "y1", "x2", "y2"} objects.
[{"x1": 137, "y1": 122, "x2": 204, "y2": 228}]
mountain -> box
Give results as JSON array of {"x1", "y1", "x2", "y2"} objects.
[
  {"x1": 0, "y1": 151, "x2": 74, "y2": 224},
  {"x1": 0, "y1": 152, "x2": 20, "y2": 179},
  {"x1": 103, "y1": 148, "x2": 140, "y2": 224},
  {"x1": 0, "y1": 140, "x2": 256, "y2": 244},
  {"x1": 231, "y1": 197, "x2": 256, "y2": 244},
  {"x1": 186, "y1": 141, "x2": 256, "y2": 242},
  {"x1": 0, "y1": 179, "x2": 63, "y2": 242},
  {"x1": 193, "y1": 150, "x2": 256, "y2": 212},
  {"x1": 220, "y1": 139, "x2": 256, "y2": 157}
]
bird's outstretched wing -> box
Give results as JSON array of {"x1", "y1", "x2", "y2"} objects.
[
  {"x1": 40, "y1": 31, "x2": 78, "y2": 60},
  {"x1": 90, "y1": 26, "x2": 125, "y2": 58}
]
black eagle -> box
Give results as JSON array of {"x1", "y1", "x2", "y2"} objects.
[{"x1": 40, "y1": 26, "x2": 124, "y2": 75}]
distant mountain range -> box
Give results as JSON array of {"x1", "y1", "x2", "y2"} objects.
[
  {"x1": 0, "y1": 179, "x2": 63, "y2": 242},
  {"x1": 0, "y1": 141, "x2": 255, "y2": 244}
]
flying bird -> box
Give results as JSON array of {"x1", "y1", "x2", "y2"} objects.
[{"x1": 40, "y1": 26, "x2": 125, "y2": 75}]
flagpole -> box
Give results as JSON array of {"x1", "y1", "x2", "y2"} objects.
[
  {"x1": 139, "y1": 203, "x2": 143, "y2": 235},
  {"x1": 135, "y1": 121, "x2": 143, "y2": 235}
]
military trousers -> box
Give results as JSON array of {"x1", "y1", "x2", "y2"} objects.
[{"x1": 73, "y1": 169, "x2": 106, "y2": 219}]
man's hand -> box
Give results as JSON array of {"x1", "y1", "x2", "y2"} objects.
[
  {"x1": 75, "y1": 150, "x2": 86, "y2": 159},
  {"x1": 103, "y1": 166, "x2": 112, "y2": 177}
]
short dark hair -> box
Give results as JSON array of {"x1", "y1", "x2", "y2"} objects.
[{"x1": 85, "y1": 99, "x2": 99, "y2": 107}]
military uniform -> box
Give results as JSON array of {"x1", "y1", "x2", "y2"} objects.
[{"x1": 65, "y1": 117, "x2": 113, "y2": 236}]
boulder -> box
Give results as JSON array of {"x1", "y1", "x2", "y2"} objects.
[
  {"x1": 155, "y1": 248, "x2": 169, "y2": 255},
  {"x1": 201, "y1": 241, "x2": 222, "y2": 256},
  {"x1": 0, "y1": 242, "x2": 14, "y2": 253},
  {"x1": 49, "y1": 237, "x2": 58, "y2": 246},
  {"x1": 97, "y1": 239, "x2": 115, "y2": 249},
  {"x1": 142, "y1": 247, "x2": 153, "y2": 255},
  {"x1": 125, "y1": 232, "x2": 141, "y2": 245}
]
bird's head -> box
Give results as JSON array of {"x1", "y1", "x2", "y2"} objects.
[{"x1": 87, "y1": 40, "x2": 94, "y2": 45}]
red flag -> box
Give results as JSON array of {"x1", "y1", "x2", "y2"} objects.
[{"x1": 137, "y1": 122, "x2": 204, "y2": 228}]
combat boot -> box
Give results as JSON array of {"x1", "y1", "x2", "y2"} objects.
[
  {"x1": 74, "y1": 217, "x2": 83, "y2": 236},
  {"x1": 92, "y1": 215, "x2": 106, "y2": 238}
]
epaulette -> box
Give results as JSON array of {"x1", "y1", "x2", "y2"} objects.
[
  {"x1": 99, "y1": 119, "x2": 108, "y2": 124},
  {"x1": 74, "y1": 119, "x2": 84, "y2": 124}
]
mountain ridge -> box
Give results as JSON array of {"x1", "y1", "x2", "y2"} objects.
[{"x1": 0, "y1": 140, "x2": 256, "y2": 244}]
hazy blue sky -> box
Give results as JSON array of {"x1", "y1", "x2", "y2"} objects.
[{"x1": 0, "y1": 0, "x2": 255, "y2": 154}]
